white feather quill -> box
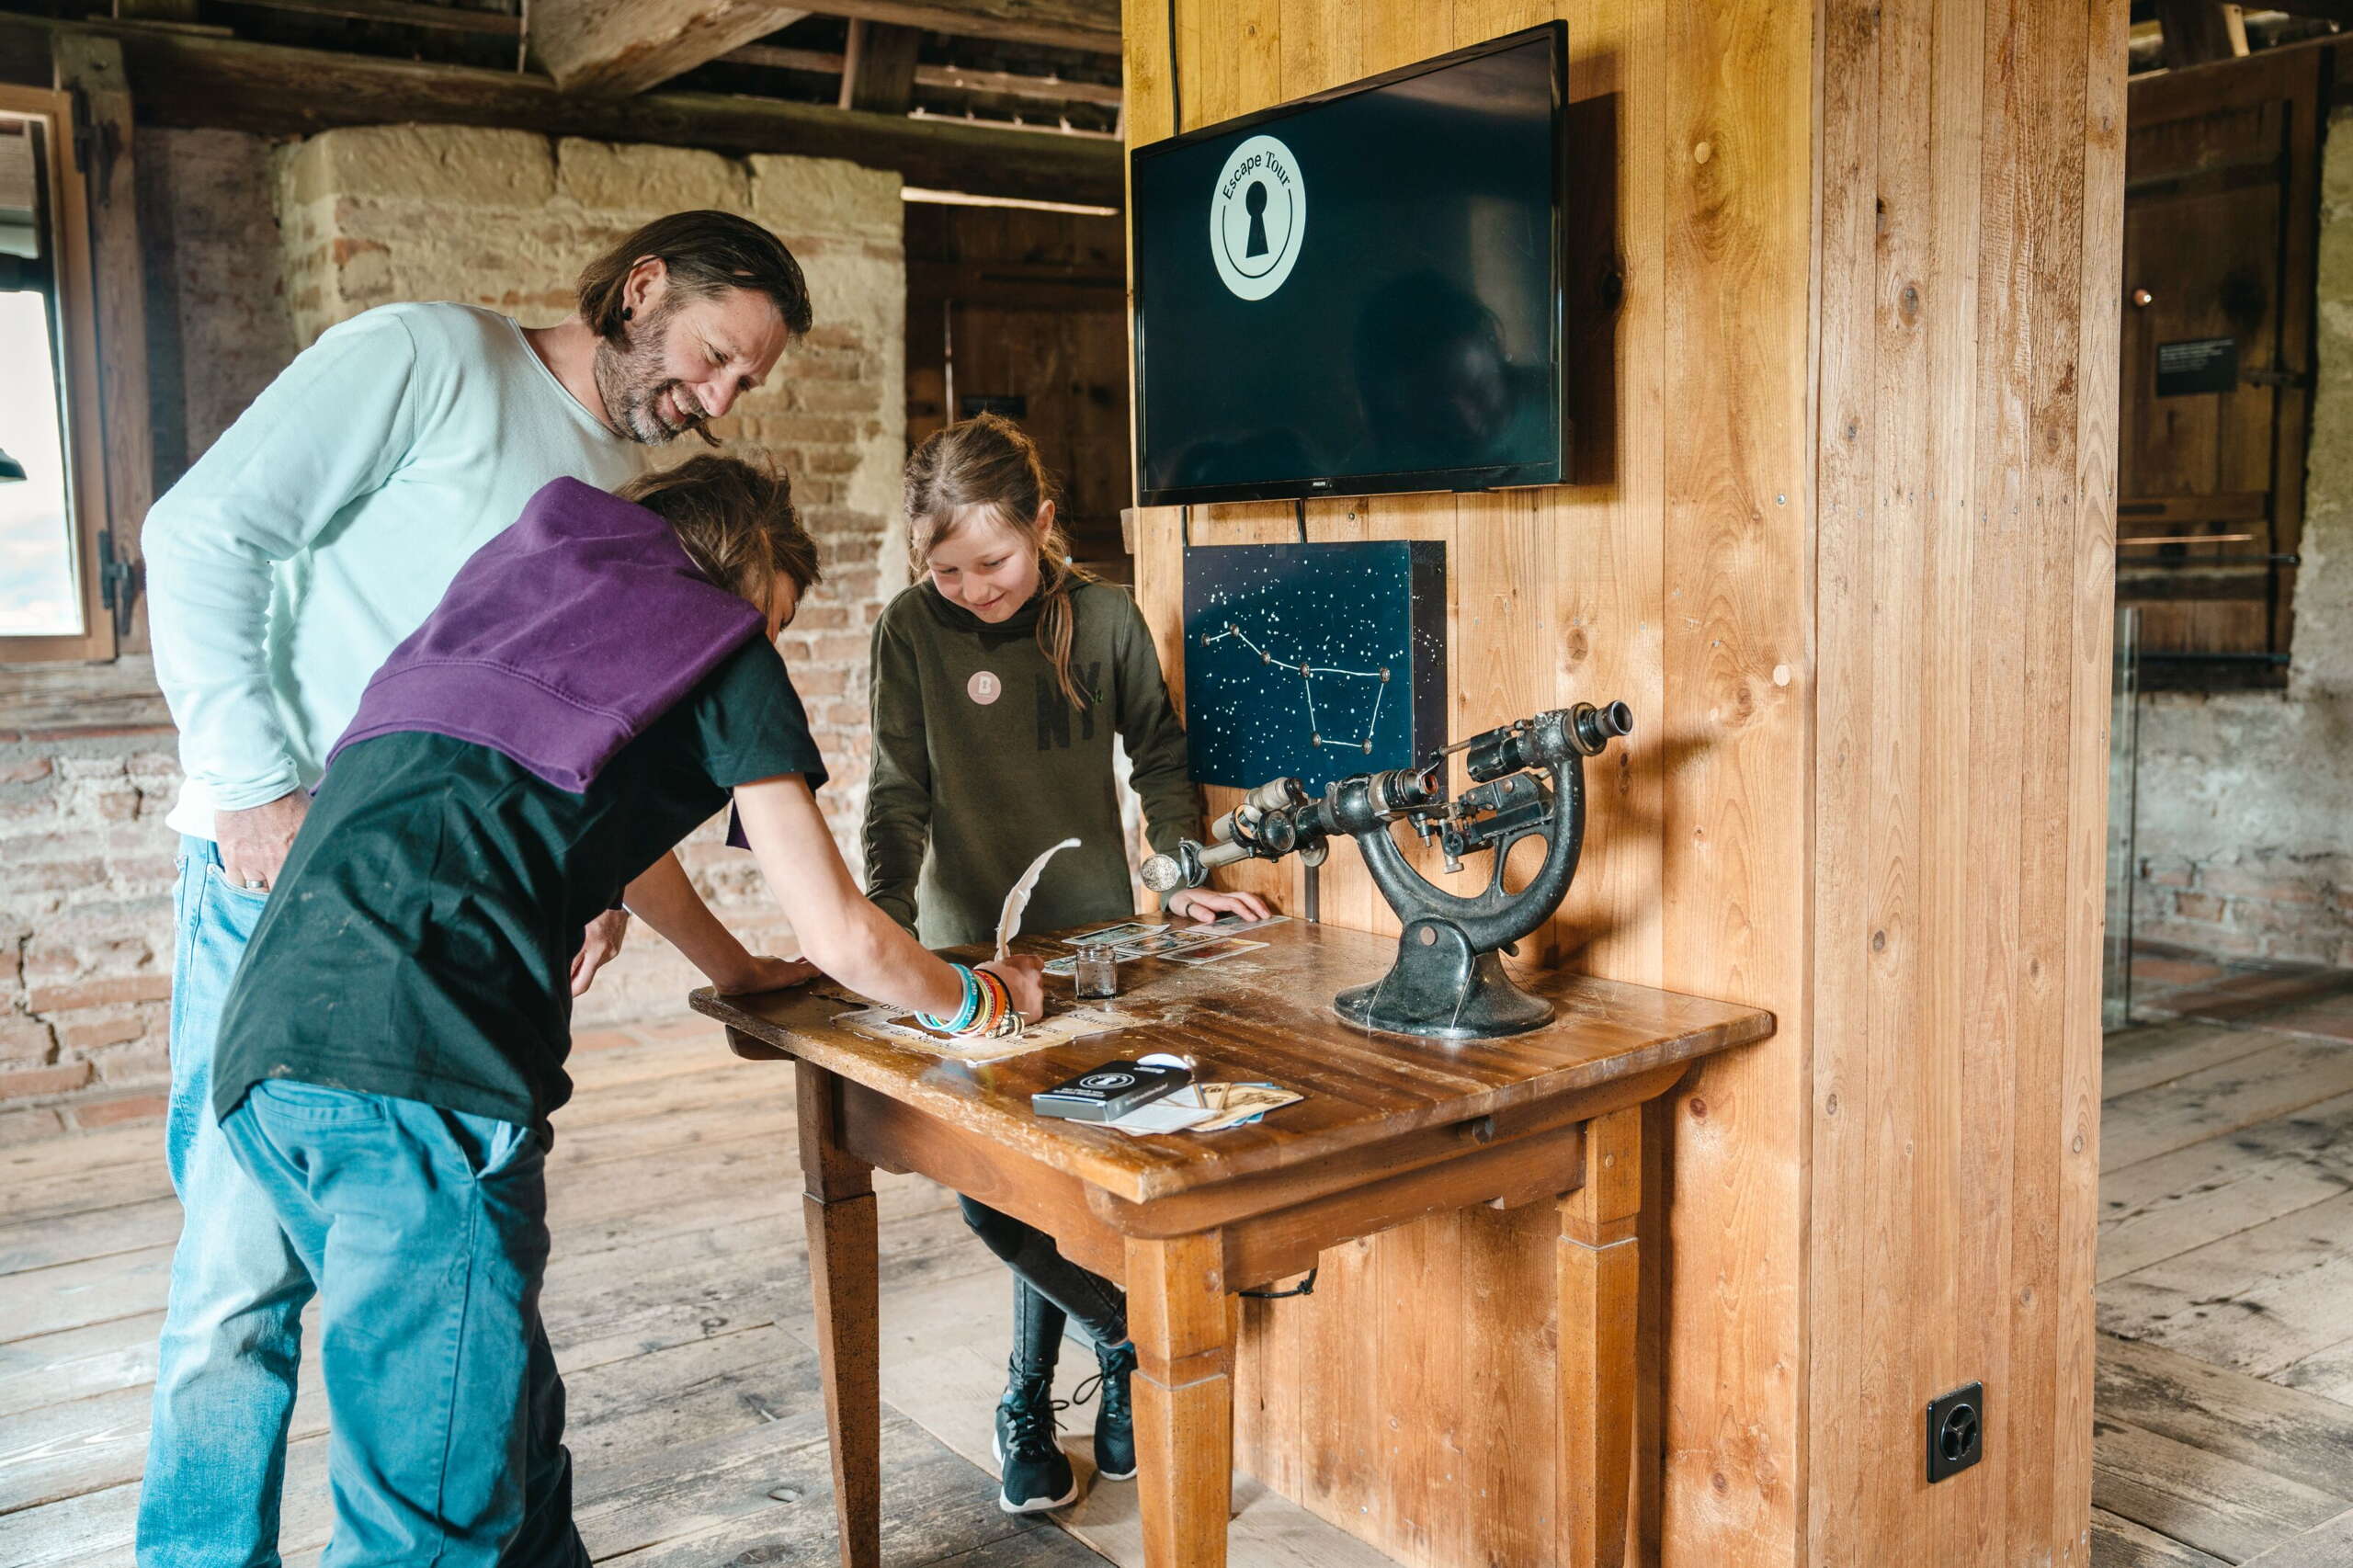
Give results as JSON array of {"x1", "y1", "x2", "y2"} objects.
[{"x1": 997, "y1": 837, "x2": 1081, "y2": 960}]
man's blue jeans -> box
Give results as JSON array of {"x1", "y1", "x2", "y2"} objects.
[
  {"x1": 138, "y1": 837, "x2": 315, "y2": 1567},
  {"x1": 219, "y1": 1080, "x2": 585, "y2": 1567}
]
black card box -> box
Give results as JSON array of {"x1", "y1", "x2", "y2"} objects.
[{"x1": 1031, "y1": 1060, "x2": 1191, "y2": 1122}]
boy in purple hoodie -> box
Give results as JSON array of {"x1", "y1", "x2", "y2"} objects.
[{"x1": 205, "y1": 455, "x2": 1044, "y2": 1565}]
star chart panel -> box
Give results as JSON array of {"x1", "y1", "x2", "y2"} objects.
[{"x1": 1182, "y1": 541, "x2": 1447, "y2": 793}]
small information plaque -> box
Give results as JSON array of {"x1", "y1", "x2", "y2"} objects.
[{"x1": 2155, "y1": 336, "x2": 2239, "y2": 397}]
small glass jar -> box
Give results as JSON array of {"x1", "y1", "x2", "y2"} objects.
[{"x1": 1074, "y1": 941, "x2": 1120, "y2": 1000}]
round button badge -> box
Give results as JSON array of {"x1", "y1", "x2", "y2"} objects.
[
  {"x1": 967, "y1": 671, "x2": 1002, "y2": 706},
  {"x1": 1210, "y1": 133, "x2": 1305, "y2": 301}
]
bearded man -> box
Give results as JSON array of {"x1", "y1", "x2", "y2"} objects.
[{"x1": 139, "y1": 210, "x2": 812, "y2": 1567}]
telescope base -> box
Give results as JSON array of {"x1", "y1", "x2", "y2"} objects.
[{"x1": 1332, "y1": 920, "x2": 1554, "y2": 1040}]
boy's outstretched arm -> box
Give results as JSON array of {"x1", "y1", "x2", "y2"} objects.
[
  {"x1": 620, "y1": 851, "x2": 813, "y2": 995},
  {"x1": 733, "y1": 774, "x2": 1044, "y2": 1021}
]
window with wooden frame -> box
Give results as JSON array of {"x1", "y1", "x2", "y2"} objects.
[
  {"x1": 0, "y1": 84, "x2": 116, "y2": 664},
  {"x1": 2120, "y1": 50, "x2": 2323, "y2": 691}
]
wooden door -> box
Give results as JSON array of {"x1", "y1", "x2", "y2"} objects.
[
  {"x1": 2120, "y1": 51, "x2": 2321, "y2": 686},
  {"x1": 904, "y1": 202, "x2": 1134, "y2": 580}
]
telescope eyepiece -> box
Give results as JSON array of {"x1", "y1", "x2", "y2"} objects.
[{"x1": 1572, "y1": 700, "x2": 1634, "y2": 754}]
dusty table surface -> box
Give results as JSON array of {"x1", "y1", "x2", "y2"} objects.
[{"x1": 692, "y1": 918, "x2": 1773, "y2": 1202}]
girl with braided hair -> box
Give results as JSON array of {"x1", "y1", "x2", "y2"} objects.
[{"x1": 864, "y1": 412, "x2": 1271, "y2": 1512}]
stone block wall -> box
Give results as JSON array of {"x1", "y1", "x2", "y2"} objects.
[
  {"x1": 271, "y1": 125, "x2": 905, "y2": 849},
  {"x1": 2, "y1": 124, "x2": 908, "y2": 1139}
]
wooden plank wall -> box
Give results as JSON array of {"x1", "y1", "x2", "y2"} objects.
[
  {"x1": 1810, "y1": 5, "x2": 2122, "y2": 1568},
  {"x1": 1121, "y1": 0, "x2": 2121, "y2": 1564}
]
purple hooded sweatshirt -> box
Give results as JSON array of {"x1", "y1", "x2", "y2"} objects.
[{"x1": 326, "y1": 476, "x2": 767, "y2": 793}]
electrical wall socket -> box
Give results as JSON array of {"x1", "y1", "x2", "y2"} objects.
[{"x1": 1926, "y1": 1382, "x2": 1985, "y2": 1482}]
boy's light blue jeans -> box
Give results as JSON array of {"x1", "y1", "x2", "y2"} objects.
[
  {"x1": 139, "y1": 838, "x2": 584, "y2": 1565},
  {"x1": 218, "y1": 1080, "x2": 585, "y2": 1567},
  {"x1": 138, "y1": 837, "x2": 314, "y2": 1566}
]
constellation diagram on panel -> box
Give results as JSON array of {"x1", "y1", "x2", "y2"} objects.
[
  {"x1": 1181, "y1": 540, "x2": 1446, "y2": 794},
  {"x1": 1198, "y1": 621, "x2": 1391, "y2": 754}
]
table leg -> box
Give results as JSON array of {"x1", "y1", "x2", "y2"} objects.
[
  {"x1": 798, "y1": 1061, "x2": 880, "y2": 1568},
  {"x1": 1126, "y1": 1231, "x2": 1233, "y2": 1568},
  {"x1": 1560, "y1": 1107, "x2": 1643, "y2": 1568}
]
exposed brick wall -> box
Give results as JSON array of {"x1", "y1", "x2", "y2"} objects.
[
  {"x1": 2134, "y1": 850, "x2": 2353, "y2": 967},
  {"x1": 1, "y1": 125, "x2": 907, "y2": 1140},
  {"x1": 0, "y1": 723, "x2": 182, "y2": 1141},
  {"x1": 136, "y1": 127, "x2": 300, "y2": 479}
]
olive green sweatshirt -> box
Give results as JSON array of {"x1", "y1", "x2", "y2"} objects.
[{"x1": 863, "y1": 579, "x2": 1200, "y2": 949}]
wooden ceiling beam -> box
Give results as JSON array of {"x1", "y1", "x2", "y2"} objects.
[
  {"x1": 801, "y1": 0, "x2": 1118, "y2": 54},
  {"x1": 0, "y1": 16, "x2": 1120, "y2": 206},
  {"x1": 726, "y1": 43, "x2": 1123, "y2": 107},
  {"x1": 835, "y1": 17, "x2": 922, "y2": 112},
  {"x1": 530, "y1": 0, "x2": 811, "y2": 96},
  {"x1": 211, "y1": 0, "x2": 524, "y2": 37}
]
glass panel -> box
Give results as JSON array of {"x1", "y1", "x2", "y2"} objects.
[
  {"x1": 2103, "y1": 604, "x2": 2142, "y2": 1030},
  {"x1": 0, "y1": 116, "x2": 77, "y2": 638}
]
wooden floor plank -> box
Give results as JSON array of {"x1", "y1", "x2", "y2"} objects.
[
  {"x1": 0, "y1": 1056, "x2": 791, "y2": 1231},
  {"x1": 0, "y1": 1166, "x2": 968, "y2": 1421},
  {"x1": 2097, "y1": 1091, "x2": 2353, "y2": 1283},
  {"x1": 2277, "y1": 1336, "x2": 2353, "y2": 1406},
  {"x1": 2096, "y1": 1335, "x2": 2353, "y2": 1502},
  {"x1": 575, "y1": 1409, "x2": 1099, "y2": 1568},
  {"x1": 848, "y1": 1267, "x2": 1399, "y2": 1568},
  {"x1": 2, "y1": 1325, "x2": 818, "y2": 1559},
  {"x1": 45, "y1": 1009, "x2": 2313, "y2": 1565},
  {"x1": 2101, "y1": 1038, "x2": 2353, "y2": 1176},
  {"x1": 2091, "y1": 1507, "x2": 2231, "y2": 1568},
  {"x1": 0, "y1": 1029, "x2": 747, "y2": 1195},
  {"x1": 2091, "y1": 1414, "x2": 2350, "y2": 1564},
  {"x1": 2240, "y1": 1506, "x2": 2353, "y2": 1568},
  {"x1": 2099, "y1": 1188, "x2": 2353, "y2": 1379},
  {"x1": 0, "y1": 1108, "x2": 824, "y2": 1278},
  {"x1": 0, "y1": 1201, "x2": 996, "y2": 1511},
  {"x1": 2102, "y1": 1025, "x2": 2297, "y2": 1102},
  {"x1": 0, "y1": 1114, "x2": 881, "y2": 1344}
]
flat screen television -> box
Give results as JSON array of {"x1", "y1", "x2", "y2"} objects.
[{"x1": 1131, "y1": 23, "x2": 1568, "y2": 507}]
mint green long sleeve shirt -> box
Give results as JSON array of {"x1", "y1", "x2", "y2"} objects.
[{"x1": 146, "y1": 303, "x2": 641, "y2": 839}]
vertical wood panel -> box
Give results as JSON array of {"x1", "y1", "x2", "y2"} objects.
[
  {"x1": 1807, "y1": 1, "x2": 2120, "y2": 1566},
  {"x1": 1124, "y1": 0, "x2": 2115, "y2": 1563},
  {"x1": 1654, "y1": 3, "x2": 1815, "y2": 1565},
  {"x1": 1806, "y1": 2, "x2": 1880, "y2": 1561}
]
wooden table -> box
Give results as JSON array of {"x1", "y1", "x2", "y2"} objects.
[{"x1": 690, "y1": 919, "x2": 1772, "y2": 1568}]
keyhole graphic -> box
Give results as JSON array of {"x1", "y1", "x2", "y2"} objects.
[{"x1": 1245, "y1": 180, "x2": 1271, "y2": 257}]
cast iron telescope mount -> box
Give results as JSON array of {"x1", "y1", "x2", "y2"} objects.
[{"x1": 1142, "y1": 702, "x2": 1633, "y2": 1040}]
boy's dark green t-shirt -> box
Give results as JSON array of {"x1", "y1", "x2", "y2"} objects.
[
  {"x1": 862, "y1": 579, "x2": 1201, "y2": 949},
  {"x1": 211, "y1": 639, "x2": 826, "y2": 1135}
]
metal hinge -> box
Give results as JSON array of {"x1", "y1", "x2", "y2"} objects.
[
  {"x1": 66, "y1": 89, "x2": 121, "y2": 208},
  {"x1": 97, "y1": 528, "x2": 140, "y2": 636},
  {"x1": 2245, "y1": 366, "x2": 2312, "y2": 390}
]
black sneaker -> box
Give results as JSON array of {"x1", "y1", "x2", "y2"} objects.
[
  {"x1": 1089, "y1": 1341, "x2": 1138, "y2": 1482},
  {"x1": 992, "y1": 1371, "x2": 1079, "y2": 1514}
]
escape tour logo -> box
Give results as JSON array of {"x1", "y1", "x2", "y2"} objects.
[{"x1": 1210, "y1": 133, "x2": 1304, "y2": 301}]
